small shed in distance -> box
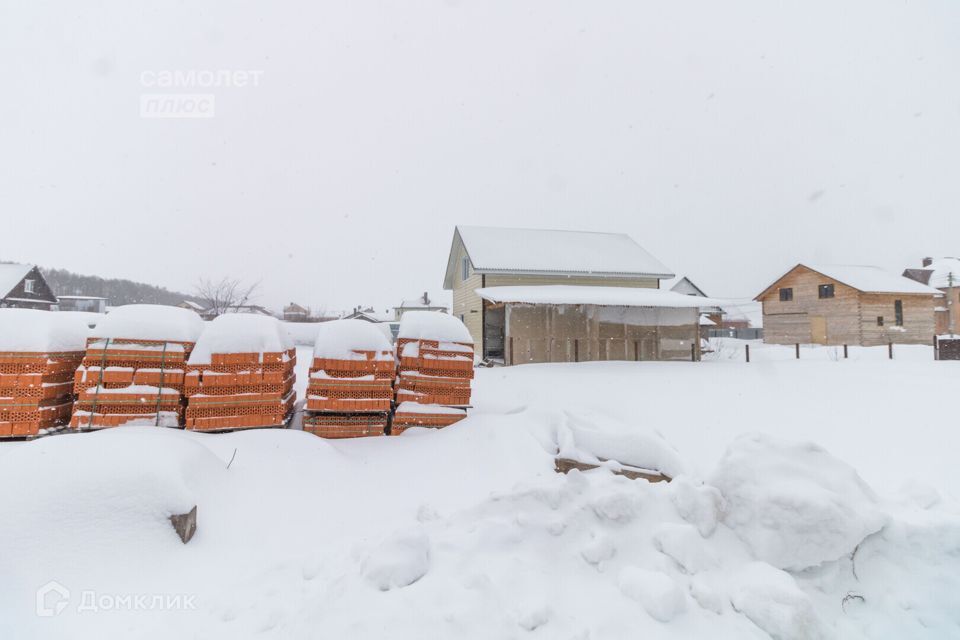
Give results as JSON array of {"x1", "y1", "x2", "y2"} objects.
[
  {"x1": 476, "y1": 285, "x2": 713, "y2": 364},
  {"x1": 755, "y1": 264, "x2": 941, "y2": 346}
]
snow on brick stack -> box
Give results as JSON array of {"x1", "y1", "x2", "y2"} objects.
[
  {"x1": 184, "y1": 315, "x2": 296, "y2": 431},
  {"x1": 0, "y1": 309, "x2": 88, "y2": 438},
  {"x1": 70, "y1": 305, "x2": 203, "y2": 430},
  {"x1": 303, "y1": 319, "x2": 395, "y2": 438},
  {"x1": 393, "y1": 311, "x2": 473, "y2": 434}
]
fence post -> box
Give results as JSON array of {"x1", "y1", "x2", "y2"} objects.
[
  {"x1": 843, "y1": 344, "x2": 848, "y2": 359},
  {"x1": 934, "y1": 335, "x2": 939, "y2": 361},
  {"x1": 888, "y1": 342, "x2": 893, "y2": 360},
  {"x1": 745, "y1": 344, "x2": 750, "y2": 363},
  {"x1": 795, "y1": 343, "x2": 800, "y2": 359},
  {"x1": 691, "y1": 343, "x2": 696, "y2": 362}
]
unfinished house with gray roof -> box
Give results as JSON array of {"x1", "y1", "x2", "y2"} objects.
[{"x1": 442, "y1": 226, "x2": 717, "y2": 364}]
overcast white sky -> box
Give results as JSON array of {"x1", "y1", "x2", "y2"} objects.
[{"x1": 2, "y1": 0, "x2": 959, "y2": 313}]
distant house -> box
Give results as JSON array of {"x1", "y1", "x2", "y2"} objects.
[
  {"x1": 0, "y1": 263, "x2": 57, "y2": 310},
  {"x1": 56, "y1": 295, "x2": 108, "y2": 313},
  {"x1": 445, "y1": 226, "x2": 718, "y2": 363},
  {"x1": 343, "y1": 307, "x2": 393, "y2": 323},
  {"x1": 660, "y1": 275, "x2": 724, "y2": 325},
  {"x1": 178, "y1": 300, "x2": 206, "y2": 314},
  {"x1": 283, "y1": 302, "x2": 311, "y2": 322},
  {"x1": 755, "y1": 264, "x2": 942, "y2": 346},
  {"x1": 393, "y1": 292, "x2": 447, "y2": 320},
  {"x1": 903, "y1": 257, "x2": 960, "y2": 336},
  {"x1": 178, "y1": 300, "x2": 274, "y2": 320}
]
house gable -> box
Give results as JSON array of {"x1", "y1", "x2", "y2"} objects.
[{"x1": 0, "y1": 265, "x2": 58, "y2": 308}]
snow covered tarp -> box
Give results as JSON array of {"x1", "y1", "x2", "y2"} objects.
[
  {"x1": 188, "y1": 314, "x2": 293, "y2": 365},
  {"x1": 0, "y1": 308, "x2": 89, "y2": 352},
  {"x1": 313, "y1": 319, "x2": 394, "y2": 360},
  {"x1": 397, "y1": 311, "x2": 473, "y2": 344},
  {"x1": 475, "y1": 285, "x2": 728, "y2": 309},
  {"x1": 91, "y1": 304, "x2": 205, "y2": 344}
]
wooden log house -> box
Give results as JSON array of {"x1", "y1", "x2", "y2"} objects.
[{"x1": 755, "y1": 264, "x2": 942, "y2": 347}]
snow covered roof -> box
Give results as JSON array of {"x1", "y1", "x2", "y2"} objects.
[
  {"x1": 660, "y1": 275, "x2": 708, "y2": 297},
  {"x1": 757, "y1": 264, "x2": 943, "y2": 299},
  {"x1": 808, "y1": 265, "x2": 943, "y2": 295},
  {"x1": 907, "y1": 258, "x2": 960, "y2": 290},
  {"x1": 476, "y1": 285, "x2": 725, "y2": 309},
  {"x1": 445, "y1": 226, "x2": 674, "y2": 287},
  {"x1": 0, "y1": 263, "x2": 35, "y2": 298}
]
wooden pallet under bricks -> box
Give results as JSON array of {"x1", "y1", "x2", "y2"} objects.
[
  {"x1": 0, "y1": 351, "x2": 84, "y2": 438},
  {"x1": 302, "y1": 412, "x2": 390, "y2": 438},
  {"x1": 184, "y1": 348, "x2": 297, "y2": 432},
  {"x1": 70, "y1": 338, "x2": 194, "y2": 430}
]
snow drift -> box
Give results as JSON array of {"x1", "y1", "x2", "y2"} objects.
[
  {"x1": 91, "y1": 304, "x2": 204, "y2": 343},
  {"x1": 710, "y1": 433, "x2": 886, "y2": 570},
  {"x1": 0, "y1": 308, "x2": 89, "y2": 352},
  {"x1": 188, "y1": 314, "x2": 293, "y2": 364}
]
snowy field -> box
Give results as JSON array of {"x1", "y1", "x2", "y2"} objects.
[{"x1": 2, "y1": 339, "x2": 959, "y2": 639}]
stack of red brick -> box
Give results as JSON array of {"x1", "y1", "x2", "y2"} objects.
[
  {"x1": 184, "y1": 351, "x2": 296, "y2": 431},
  {"x1": 393, "y1": 312, "x2": 474, "y2": 434},
  {"x1": 0, "y1": 309, "x2": 88, "y2": 438},
  {"x1": 183, "y1": 314, "x2": 297, "y2": 431},
  {"x1": 303, "y1": 320, "x2": 395, "y2": 438},
  {"x1": 1, "y1": 349, "x2": 85, "y2": 437},
  {"x1": 69, "y1": 305, "x2": 204, "y2": 430},
  {"x1": 71, "y1": 340, "x2": 191, "y2": 429}
]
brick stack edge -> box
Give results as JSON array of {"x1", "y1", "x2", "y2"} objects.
[
  {"x1": 303, "y1": 350, "x2": 395, "y2": 438},
  {"x1": 70, "y1": 338, "x2": 193, "y2": 430},
  {"x1": 392, "y1": 337, "x2": 473, "y2": 434},
  {"x1": 0, "y1": 350, "x2": 84, "y2": 437},
  {"x1": 184, "y1": 349, "x2": 297, "y2": 431}
]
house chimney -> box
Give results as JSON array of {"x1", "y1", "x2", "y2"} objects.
[
  {"x1": 423, "y1": 291, "x2": 429, "y2": 304},
  {"x1": 923, "y1": 257, "x2": 933, "y2": 267}
]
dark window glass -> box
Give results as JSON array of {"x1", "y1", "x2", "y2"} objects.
[
  {"x1": 818, "y1": 284, "x2": 835, "y2": 299},
  {"x1": 877, "y1": 316, "x2": 884, "y2": 326},
  {"x1": 779, "y1": 288, "x2": 793, "y2": 302},
  {"x1": 894, "y1": 300, "x2": 903, "y2": 326}
]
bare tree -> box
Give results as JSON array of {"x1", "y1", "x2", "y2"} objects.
[{"x1": 194, "y1": 277, "x2": 260, "y2": 318}]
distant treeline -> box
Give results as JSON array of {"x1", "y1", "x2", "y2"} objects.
[{"x1": 41, "y1": 267, "x2": 203, "y2": 307}]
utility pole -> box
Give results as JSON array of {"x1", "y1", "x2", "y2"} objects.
[{"x1": 950, "y1": 271, "x2": 956, "y2": 337}]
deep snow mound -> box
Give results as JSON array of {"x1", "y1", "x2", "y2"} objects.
[
  {"x1": 188, "y1": 314, "x2": 293, "y2": 364},
  {"x1": 91, "y1": 304, "x2": 204, "y2": 343},
  {"x1": 0, "y1": 308, "x2": 89, "y2": 352},
  {"x1": 710, "y1": 433, "x2": 886, "y2": 570}
]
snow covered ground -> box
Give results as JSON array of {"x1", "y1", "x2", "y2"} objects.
[{"x1": 2, "y1": 339, "x2": 959, "y2": 639}]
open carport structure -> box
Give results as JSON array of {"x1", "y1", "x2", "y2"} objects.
[{"x1": 476, "y1": 285, "x2": 722, "y2": 365}]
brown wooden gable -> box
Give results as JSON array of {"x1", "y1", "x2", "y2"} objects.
[
  {"x1": 755, "y1": 264, "x2": 861, "y2": 302},
  {"x1": 1, "y1": 266, "x2": 58, "y2": 305}
]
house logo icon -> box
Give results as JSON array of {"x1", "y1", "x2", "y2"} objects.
[{"x1": 36, "y1": 581, "x2": 70, "y2": 617}]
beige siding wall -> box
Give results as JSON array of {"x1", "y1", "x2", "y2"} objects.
[
  {"x1": 450, "y1": 242, "x2": 484, "y2": 352},
  {"x1": 859, "y1": 294, "x2": 935, "y2": 346},
  {"x1": 760, "y1": 266, "x2": 862, "y2": 345},
  {"x1": 484, "y1": 274, "x2": 659, "y2": 288}
]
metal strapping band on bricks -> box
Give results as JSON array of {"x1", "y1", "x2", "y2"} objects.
[
  {"x1": 154, "y1": 341, "x2": 169, "y2": 427},
  {"x1": 87, "y1": 337, "x2": 111, "y2": 429}
]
